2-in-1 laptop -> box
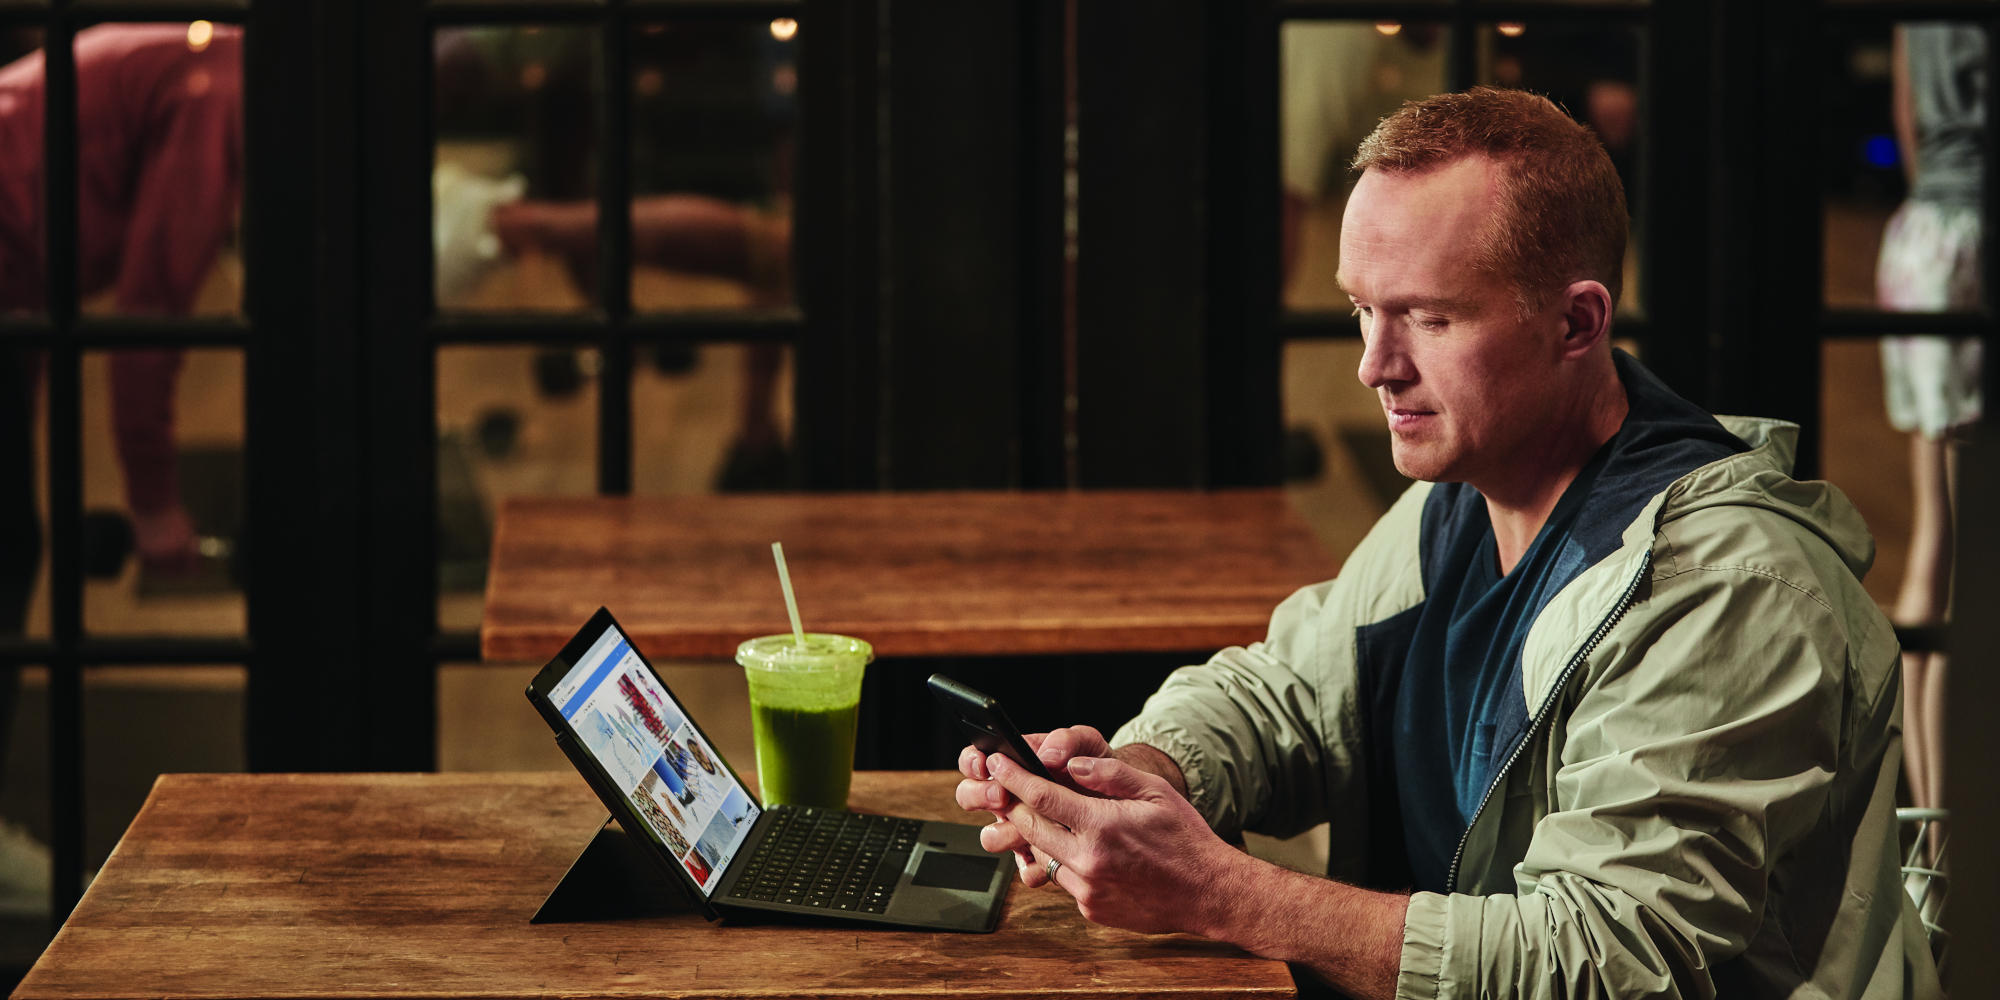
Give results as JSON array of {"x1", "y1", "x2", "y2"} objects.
[{"x1": 526, "y1": 607, "x2": 1011, "y2": 932}]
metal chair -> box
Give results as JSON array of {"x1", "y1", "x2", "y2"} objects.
[{"x1": 1898, "y1": 806, "x2": 1949, "y2": 979}]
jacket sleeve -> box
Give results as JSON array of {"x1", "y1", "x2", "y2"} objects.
[
  {"x1": 1113, "y1": 579, "x2": 1338, "y2": 840},
  {"x1": 1113, "y1": 483, "x2": 1430, "y2": 842},
  {"x1": 1396, "y1": 546, "x2": 1856, "y2": 999}
]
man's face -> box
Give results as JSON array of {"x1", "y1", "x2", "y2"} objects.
[{"x1": 1337, "y1": 156, "x2": 1567, "y2": 491}]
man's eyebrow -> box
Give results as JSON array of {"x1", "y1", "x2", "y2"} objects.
[
  {"x1": 1404, "y1": 294, "x2": 1481, "y2": 314},
  {"x1": 1334, "y1": 285, "x2": 1483, "y2": 316}
]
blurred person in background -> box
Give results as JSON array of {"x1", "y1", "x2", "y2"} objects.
[
  {"x1": 489, "y1": 194, "x2": 793, "y2": 488},
  {"x1": 0, "y1": 21, "x2": 243, "y2": 911},
  {"x1": 435, "y1": 25, "x2": 797, "y2": 491},
  {"x1": 1876, "y1": 23, "x2": 1986, "y2": 817},
  {"x1": 0, "y1": 21, "x2": 239, "y2": 581}
]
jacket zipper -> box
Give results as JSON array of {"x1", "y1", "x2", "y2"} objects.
[{"x1": 1443, "y1": 549, "x2": 1653, "y2": 894}]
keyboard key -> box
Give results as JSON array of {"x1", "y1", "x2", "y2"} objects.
[{"x1": 730, "y1": 806, "x2": 926, "y2": 912}]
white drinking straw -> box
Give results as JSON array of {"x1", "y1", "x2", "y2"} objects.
[{"x1": 771, "y1": 541, "x2": 807, "y2": 648}]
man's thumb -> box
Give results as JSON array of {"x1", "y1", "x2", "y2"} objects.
[{"x1": 1064, "y1": 756, "x2": 1149, "y2": 798}]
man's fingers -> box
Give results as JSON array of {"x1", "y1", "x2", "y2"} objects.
[
  {"x1": 1063, "y1": 755, "x2": 1162, "y2": 801},
  {"x1": 1036, "y1": 845, "x2": 1077, "y2": 895},
  {"x1": 1035, "y1": 725, "x2": 1109, "y2": 768},
  {"x1": 1011, "y1": 845, "x2": 1049, "y2": 888},
  {"x1": 1035, "y1": 729, "x2": 1074, "y2": 768},
  {"x1": 988, "y1": 755, "x2": 1088, "y2": 852},
  {"x1": 978, "y1": 818, "x2": 1030, "y2": 855},
  {"x1": 1028, "y1": 845, "x2": 1076, "y2": 890},
  {"x1": 955, "y1": 776, "x2": 1008, "y2": 814},
  {"x1": 958, "y1": 745, "x2": 989, "y2": 780}
]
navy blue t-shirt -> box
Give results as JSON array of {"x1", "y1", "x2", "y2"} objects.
[{"x1": 1389, "y1": 351, "x2": 1748, "y2": 893}]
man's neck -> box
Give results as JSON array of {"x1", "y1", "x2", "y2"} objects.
[{"x1": 1483, "y1": 369, "x2": 1630, "y2": 575}]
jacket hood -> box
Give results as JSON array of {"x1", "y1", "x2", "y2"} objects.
[{"x1": 1661, "y1": 415, "x2": 1878, "y2": 581}]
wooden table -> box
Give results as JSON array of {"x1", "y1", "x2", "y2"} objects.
[
  {"x1": 481, "y1": 489, "x2": 1336, "y2": 662},
  {"x1": 12, "y1": 772, "x2": 1296, "y2": 1000}
]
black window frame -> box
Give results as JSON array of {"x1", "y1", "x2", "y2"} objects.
[
  {"x1": 0, "y1": 0, "x2": 875, "y2": 943},
  {"x1": 0, "y1": 0, "x2": 261, "y2": 935}
]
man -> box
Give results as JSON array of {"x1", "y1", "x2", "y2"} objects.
[
  {"x1": 957, "y1": 88, "x2": 1941, "y2": 999},
  {"x1": 0, "y1": 21, "x2": 243, "y2": 912},
  {"x1": 0, "y1": 21, "x2": 244, "y2": 592}
]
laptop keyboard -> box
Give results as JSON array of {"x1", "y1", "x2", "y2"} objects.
[{"x1": 732, "y1": 806, "x2": 921, "y2": 914}]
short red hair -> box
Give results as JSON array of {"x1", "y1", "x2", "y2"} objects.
[{"x1": 1351, "y1": 87, "x2": 1627, "y2": 316}]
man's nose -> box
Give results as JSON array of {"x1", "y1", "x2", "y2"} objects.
[{"x1": 1357, "y1": 325, "x2": 1413, "y2": 389}]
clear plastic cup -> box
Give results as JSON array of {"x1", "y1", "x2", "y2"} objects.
[{"x1": 736, "y1": 633, "x2": 872, "y2": 808}]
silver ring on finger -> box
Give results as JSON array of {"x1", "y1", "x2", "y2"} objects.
[{"x1": 1044, "y1": 857, "x2": 1062, "y2": 882}]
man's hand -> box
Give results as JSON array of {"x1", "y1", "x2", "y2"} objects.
[
  {"x1": 954, "y1": 725, "x2": 1111, "y2": 886},
  {"x1": 983, "y1": 751, "x2": 1242, "y2": 936},
  {"x1": 985, "y1": 751, "x2": 1409, "y2": 998}
]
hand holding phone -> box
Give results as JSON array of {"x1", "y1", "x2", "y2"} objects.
[
  {"x1": 927, "y1": 674, "x2": 1052, "y2": 780},
  {"x1": 935, "y1": 675, "x2": 1098, "y2": 882}
]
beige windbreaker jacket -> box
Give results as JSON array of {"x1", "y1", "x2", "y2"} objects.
[{"x1": 1115, "y1": 417, "x2": 1943, "y2": 998}]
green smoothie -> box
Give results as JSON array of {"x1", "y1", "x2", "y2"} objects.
[
  {"x1": 750, "y1": 702, "x2": 860, "y2": 808},
  {"x1": 737, "y1": 633, "x2": 871, "y2": 809}
]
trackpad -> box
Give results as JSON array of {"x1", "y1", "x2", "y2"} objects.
[{"x1": 911, "y1": 851, "x2": 1000, "y2": 890}]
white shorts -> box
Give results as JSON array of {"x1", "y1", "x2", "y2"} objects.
[{"x1": 1875, "y1": 200, "x2": 1984, "y2": 438}]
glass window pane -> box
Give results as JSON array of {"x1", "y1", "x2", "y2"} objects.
[
  {"x1": 1824, "y1": 21, "x2": 1987, "y2": 313},
  {"x1": 633, "y1": 342, "x2": 795, "y2": 493},
  {"x1": 1819, "y1": 339, "x2": 1936, "y2": 618},
  {"x1": 81, "y1": 665, "x2": 243, "y2": 868},
  {"x1": 1280, "y1": 20, "x2": 1449, "y2": 314},
  {"x1": 436, "y1": 344, "x2": 599, "y2": 632},
  {"x1": 1281, "y1": 338, "x2": 1408, "y2": 559},
  {"x1": 83, "y1": 348, "x2": 244, "y2": 637},
  {"x1": 0, "y1": 665, "x2": 46, "y2": 951},
  {"x1": 1478, "y1": 20, "x2": 1647, "y2": 318},
  {"x1": 0, "y1": 665, "x2": 244, "y2": 916},
  {"x1": 75, "y1": 22, "x2": 244, "y2": 319},
  {"x1": 1, "y1": 27, "x2": 46, "y2": 318},
  {"x1": 629, "y1": 19, "x2": 798, "y2": 314},
  {"x1": 435, "y1": 25, "x2": 601, "y2": 313},
  {"x1": 436, "y1": 661, "x2": 571, "y2": 771},
  {"x1": 1825, "y1": 21, "x2": 1903, "y2": 311},
  {"x1": 2, "y1": 346, "x2": 44, "y2": 640},
  {"x1": 437, "y1": 658, "x2": 753, "y2": 775}
]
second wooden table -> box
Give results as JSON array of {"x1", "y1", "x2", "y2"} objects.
[{"x1": 481, "y1": 489, "x2": 1337, "y2": 663}]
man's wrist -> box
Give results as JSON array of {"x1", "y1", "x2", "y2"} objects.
[
  {"x1": 1183, "y1": 838, "x2": 1269, "y2": 941},
  {"x1": 1203, "y1": 857, "x2": 1410, "y2": 1000}
]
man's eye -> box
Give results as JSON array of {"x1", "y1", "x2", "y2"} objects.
[{"x1": 1414, "y1": 316, "x2": 1448, "y2": 331}]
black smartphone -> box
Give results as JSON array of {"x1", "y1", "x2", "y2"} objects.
[{"x1": 927, "y1": 674, "x2": 1053, "y2": 780}]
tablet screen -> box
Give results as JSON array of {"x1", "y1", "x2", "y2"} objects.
[{"x1": 549, "y1": 623, "x2": 760, "y2": 896}]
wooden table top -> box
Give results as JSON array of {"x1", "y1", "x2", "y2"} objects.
[
  {"x1": 13, "y1": 772, "x2": 1295, "y2": 1000},
  {"x1": 481, "y1": 489, "x2": 1336, "y2": 662}
]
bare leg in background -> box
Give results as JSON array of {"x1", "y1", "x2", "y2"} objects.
[{"x1": 1896, "y1": 432, "x2": 1955, "y2": 827}]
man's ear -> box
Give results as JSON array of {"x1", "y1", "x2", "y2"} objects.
[{"x1": 1557, "y1": 279, "x2": 1614, "y2": 359}]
